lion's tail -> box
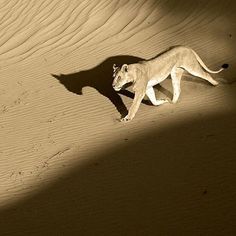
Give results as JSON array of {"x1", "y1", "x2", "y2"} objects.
[{"x1": 192, "y1": 49, "x2": 229, "y2": 74}]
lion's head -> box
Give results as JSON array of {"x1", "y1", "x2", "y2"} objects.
[{"x1": 112, "y1": 64, "x2": 134, "y2": 91}]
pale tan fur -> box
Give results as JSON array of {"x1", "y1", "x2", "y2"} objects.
[{"x1": 112, "y1": 46, "x2": 226, "y2": 122}]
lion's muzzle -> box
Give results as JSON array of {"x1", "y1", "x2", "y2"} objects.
[{"x1": 112, "y1": 85, "x2": 122, "y2": 91}]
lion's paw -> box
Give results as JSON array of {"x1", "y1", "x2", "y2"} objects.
[
  {"x1": 162, "y1": 99, "x2": 169, "y2": 103},
  {"x1": 120, "y1": 116, "x2": 132, "y2": 123}
]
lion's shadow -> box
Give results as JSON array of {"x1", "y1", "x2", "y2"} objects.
[{"x1": 52, "y1": 55, "x2": 157, "y2": 117}]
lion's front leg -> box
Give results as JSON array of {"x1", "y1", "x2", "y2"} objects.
[
  {"x1": 121, "y1": 92, "x2": 145, "y2": 122},
  {"x1": 146, "y1": 86, "x2": 169, "y2": 105}
]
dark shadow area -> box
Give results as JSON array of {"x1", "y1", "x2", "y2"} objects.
[
  {"x1": 52, "y1": 55, "x2": 154, "y2": 118},
  {"x1": 0, "y1": 111, "x2": 235, "y2": 235}
]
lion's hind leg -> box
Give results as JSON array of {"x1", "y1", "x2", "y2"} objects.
[
  {"x1": 171, "y1": 67, "x2": 184, "y2": 103},
  {"x1": 184, "y1": 63, "x2": 219, "y2": 86},
  {"x1": 146, "y1": 86, "x2": 169, "y2": 106}
]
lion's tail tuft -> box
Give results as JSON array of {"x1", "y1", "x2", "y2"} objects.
[{"x1": 222, "y1": 63, "x2": 229, "y2": 69}]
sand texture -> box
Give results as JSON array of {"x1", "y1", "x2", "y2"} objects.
[{"x1": 0, "y1": 0, "x2": 236, "y2": 235}]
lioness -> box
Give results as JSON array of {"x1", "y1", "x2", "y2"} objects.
[{"x1": 112, "y1": 46, "x2": 228, "y2": 122}]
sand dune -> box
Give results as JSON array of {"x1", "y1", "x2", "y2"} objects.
[{"x1": 0, "y1": 0, "x2": 236, "y2": 235}]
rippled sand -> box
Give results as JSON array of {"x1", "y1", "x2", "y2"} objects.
[{"x1": 0, "y1": 0, "x2": 235, "y2": 235}]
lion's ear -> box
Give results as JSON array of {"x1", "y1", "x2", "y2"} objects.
[
  {"x1": 122, "y1": 64, "x2": 128, "y2": 72},
  {"x1": 113, "y1": 64, "x2": 118, "y2": 71}
]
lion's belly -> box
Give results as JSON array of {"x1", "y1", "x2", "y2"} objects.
[{"x1": 147, "y1": 58, "x2": 175, "y2": 87}]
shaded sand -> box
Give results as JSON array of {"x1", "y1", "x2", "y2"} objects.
[{"x1": 0, "y1": 0, "x2": 235, "y2": 235}]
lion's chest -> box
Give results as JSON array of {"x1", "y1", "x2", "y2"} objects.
[
  {"x1": 147, "y1": 79, "x2": 158, "y2": 87},
  {"x1": 147, "y1": 77, "x2": 165, "y2": 87}
]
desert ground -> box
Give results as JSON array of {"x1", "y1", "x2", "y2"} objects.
[{"x1": 0, "y1": 0, "x2": 235, "y2": 235}]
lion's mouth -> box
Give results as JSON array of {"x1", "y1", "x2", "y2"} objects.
[
  {"x1": 113, "y1": 82, "x2": 132, "y2": 91},
  {"x1": 113, "y1": 86, "x2": 122, "y2": 91},
  {"x1": 123, "y1": 82, "x2": 132, "y2": 89}
]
